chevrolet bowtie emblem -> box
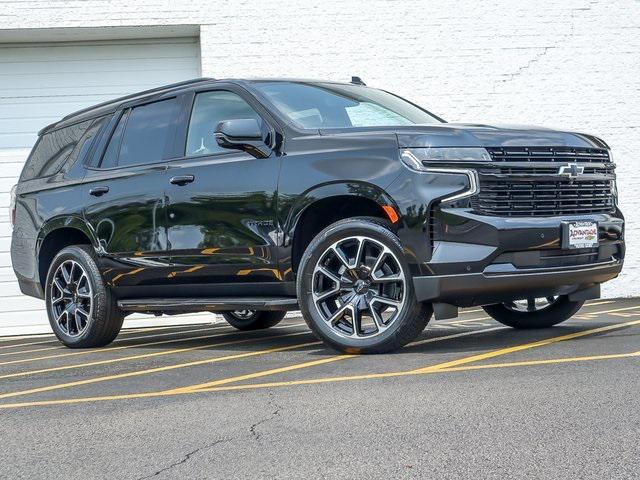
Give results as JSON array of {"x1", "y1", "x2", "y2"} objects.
[{"x1": 558, "y1": 163, "x2": 585, "y2": 178}]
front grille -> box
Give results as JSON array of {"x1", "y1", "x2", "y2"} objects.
[
  {"x1": 472, "y1": 147, "x2": 616, "y2": 217},
  {"x1": 486, "y1": 146, "x2": 610, "y2": 163}
]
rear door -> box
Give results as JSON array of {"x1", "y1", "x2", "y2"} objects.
[
  {"x1": 163, "y1": 88, "x2": 282, "y2": 292},
  {"x1": 82, "y1": 97, "x2": 182, "y2": 288}
]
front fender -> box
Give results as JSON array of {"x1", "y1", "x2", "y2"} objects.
[{"x1": 283, "y1": 180, "x2": 399, "y2": 240}]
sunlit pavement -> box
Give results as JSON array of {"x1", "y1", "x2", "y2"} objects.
[{"x1": 0, "y1": 298, "x2": 638, "y2": 479}]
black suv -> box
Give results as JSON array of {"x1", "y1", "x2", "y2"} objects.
[{"x1": 10, "y1": 78, "x2": 624, "y2": 353}]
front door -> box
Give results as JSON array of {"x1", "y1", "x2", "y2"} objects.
[
  {"x1": 83, "y1": 98, "x2": 182, "y2": 288},
  {"x1": 163, "y1": 89, "x2": 282, "y2": 293}
]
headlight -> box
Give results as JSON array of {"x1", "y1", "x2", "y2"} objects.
[
  {"x1": 400, "y1": 147, "x2": 491, "y2": 169},
  {"x1": 400, "y1": 148, "x2": 483, "y2": 202}
]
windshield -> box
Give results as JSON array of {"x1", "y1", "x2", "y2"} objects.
[{"x1": 252, "y1": 81, "x2": 443, "y2": 129}]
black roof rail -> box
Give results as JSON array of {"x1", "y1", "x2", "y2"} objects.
[{"x1": 59, "y1": 77, "x2": 214, "y2": 122}]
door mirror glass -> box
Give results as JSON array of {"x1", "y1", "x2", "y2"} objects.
[{"x1": 214, "y1": 118, "x2": 272, "y2": 159}]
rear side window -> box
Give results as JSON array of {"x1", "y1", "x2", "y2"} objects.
[
  {"x1": 100, "y1": 98, "x2": 179, "y2": 168},
  {"x1": 66, "y1": 116, "x2": 109, "y2": 167},
  {"x1": 100, "y1": 111, "x2": 129, "y2": 169},
  {"x1": 186, "y1": 91, "x2": 262, "y2": 157},
  {"x1": 20, "y1": 120, "x2": 92, "y2": 181}
]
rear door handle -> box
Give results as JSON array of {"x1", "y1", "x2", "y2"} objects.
[
  {"x1": 170, "y1": 175, "x2": 195, "y2": 186},
  {"x1": 89, "y1": 186, "x2": 109, "y2": 197}
]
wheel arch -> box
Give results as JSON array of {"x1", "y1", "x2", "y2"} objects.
[
  {"x1": 36, "y1": 216, "x2": 99, "y2": 289},
  {"x1": 285, "y1": 181, "x2": 400, "y2": 273}
]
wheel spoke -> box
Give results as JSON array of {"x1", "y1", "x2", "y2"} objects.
[
  {"x1": 56, "y1": 310, "x2": 68, "y2": 333},
  {"x1": 60, "y1": 263, "x2": 72, "y2": 283},
  {"x1": 369, "y1": 305, "x2": 387, "y2": 331},
  {"x1": 349, "y1": 304, "x2": 361, "y2": 337},
  {"x1": 371, "y1": 273, "x2": 402, "y2": 283},
  {"x1": 331, "y1": 246, "x2": 351, "y2": 270},
  {"x1": 370, "y1": 247, "x2": 391, "y2": 278},
  {"x1": 370, "y1": 295, "x2": 401, "y2": 308},
  {"x1": 314, "y1": 286, "x2": 340, "y2": 303},
  {"x1": 53, "y1": 278, "x2": 66, "y2": 293},
  {"x1": 67, "y1": 311, "x2": 78, "y2": 334},
  {"x1": 75, "y1": 311, "x2": 86, "y2": 331},
  {"x1": 326, "y1": 303, "x2": 349, "y2": 326},
  {"x1": 69, "y1": 262, "x2": 78, "y2": 282},
  {"x1": 317, "y1": 266, "x2": 341, "y2": 285},
  {"x1": 352, "y1": 238, "x2": 365, "y2": 269}
]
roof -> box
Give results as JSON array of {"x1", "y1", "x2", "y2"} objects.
[
  {"x1": 39, "y1": 77, "x2": 214, "y2": 135},
  {"x1": 38, "y1": 77, "x2": 364, "y2": 135}
]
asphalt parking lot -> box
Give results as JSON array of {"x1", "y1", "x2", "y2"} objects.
[{"x1": 0, "y1": 298, "x2": 639, "y2": 479}]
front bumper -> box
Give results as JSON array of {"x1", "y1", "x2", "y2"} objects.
[{"x1": 413, "y1": 259, "x2": 623, "y2": 306}]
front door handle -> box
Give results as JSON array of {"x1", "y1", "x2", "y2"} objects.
[
  {"x1": 89, "y1": 186, "x2": 109, "y2": 197},
  {"x1": 170, "y1": 175, "x2": 195, "y2": 186}
]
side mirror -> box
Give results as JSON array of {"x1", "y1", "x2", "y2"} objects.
[{"x1": 214, "y1": 118, "x2": 272, "y2": 159}]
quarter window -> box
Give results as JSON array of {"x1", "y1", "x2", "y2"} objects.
[
  {"x1": 20, "y1": 119, "x2": 93, "y2": 181},
  {"x1": 186, "y1": 91, "x2": 262, "y2": 157}
]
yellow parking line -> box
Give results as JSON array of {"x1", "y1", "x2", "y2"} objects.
[
  {"x1": 0, "y1": 322, "x2": 307, "y2": 367},
  {"x1": 0, "y1": 330, "x2": 310, "y2": 381},
  {"x1": 195, "y1": 349, "x2": 640, "y2": 394},
  {"x1": 412, "y1": 318, "x2": 640, "y2": 372},
  {"x1": 0, "y1": 324, "x2": 533, "y2": 408},
  {"x1": 0, "y1": 324, "x2": 231, "y2": 357},
  {"x1": 439, "y1": 351, "x2": 640, "y2": 372},
  {"x1": 0, "y1": 313, "x2": 638, "y2": 409},
  {"x1": 0, "y1": 323, "x2": 219, "y2": 351},
  {"x1": 0, "y1": 327, "x2": 237, "y2": 367},
  {"x1": 408, "y1": 326, "x2": 507, "y2": 347},
  {"x1": 441, "y1": 316, "x2": 490, "y2": 325},
  {"x1": 0, "y1": 337, "x2": 319, "y2": 401},
  {"x1": 179, "y1": 355, "x2": 354, "y2": 393},
  {"x1": 585, "y1": 300, "x2": 616, "y2": 306},
  {"x1": 178, "y1": 327, "x2": 506, "y2": 392}
]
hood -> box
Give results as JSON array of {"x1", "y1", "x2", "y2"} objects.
[
  {"x1": 319, "y1": 123, "x2": 608, "y2": 149},
  {"x1": 395, "y1": 123, "x2": 609, "y2": 149}
]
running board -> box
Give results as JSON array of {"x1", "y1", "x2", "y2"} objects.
[{"x1": 117, "y1": 297, "x2": 299, "y2": 314}]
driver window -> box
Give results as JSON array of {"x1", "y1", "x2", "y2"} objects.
[{"x1": 186, "y1": 91, "x2": 262, "y2": 157}]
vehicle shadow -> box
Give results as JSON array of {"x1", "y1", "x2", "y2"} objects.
[{"x1": 106, "y1": 319, "x2": 628, "y2": 359}]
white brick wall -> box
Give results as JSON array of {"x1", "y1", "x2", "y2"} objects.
[{"x1": 1, "y1": 0, "x2": 639, "y2": 297}]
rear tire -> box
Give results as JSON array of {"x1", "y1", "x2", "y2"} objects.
[
  {"x1": 297, "y1": 217, "x2": 432, "y2": 354},
  {"x1": 45, "y1": 245, "x2": 124, "y2": 348},
  {"x1": 221, "y1": 310, "x2": 286, "y2": 330},
  {"x1": 483, "y1": 295, "x2": 584, "y2": 329}
]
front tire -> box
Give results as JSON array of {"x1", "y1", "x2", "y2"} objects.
[
  {"x1": 45, "y1": 245, "x2": 124, "y2": 348},
  {"x1": 297, "y1": 218, "x2": 432, "y2": 354},
  {"x1": 221, "y1": 310, "x2": 286, "y2": 330},
  {"x1": 483, "y1": 295, "x2": 584, "y2": 329}
]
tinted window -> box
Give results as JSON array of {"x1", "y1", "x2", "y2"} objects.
[
  {"x1": 118, "y1": 99, "x2": 179, "y2": 167},
  {"x1": 253, "y1": 82, "x2": 442, "y2": 129},
  {"x1": 66, "y1": 115, "x2": 109, "y2": 168},
  {"x1": 100, "y1": 99, "x2": 179, "y2": 168},
  {"x1": 100, "y1": 110, "x2": 129, "y2": 169},
  {"x1": 20, "y1": 120, "x2": 92, "y2": 181},
  {"x1": 186, "y1": 91, "x2": 262, "y2": 157}
]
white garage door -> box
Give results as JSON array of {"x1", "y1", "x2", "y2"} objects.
[{"x1": 0, "y1": 37, "x2": 201, "y2": 334}]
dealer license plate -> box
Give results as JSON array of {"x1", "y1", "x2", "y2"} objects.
[{"x1": 563, "y1": 221, "x2": 599, "y2": 249}]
